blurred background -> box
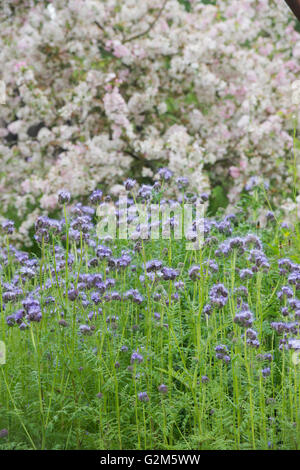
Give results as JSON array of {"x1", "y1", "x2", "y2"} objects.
[{"x1": 0, "y1": 0, "x2": 300, "y2": 247}]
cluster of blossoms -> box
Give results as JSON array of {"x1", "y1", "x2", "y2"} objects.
[
  {"x1": 234, "y1": 303, "x2": 254, "y2": 328},
  {"x1": 245, "y1": 328, "x2": 260, "y2": 349},
  {"x1": 1, "y1": 170, "x2": 300, "y2": 409},
  {"x1": 0, "y1": 1, "x2": 300, "y2": 244},
  {"x1": 209, "y1": 283, "x2": 229, "y2": 308},
  {"x1": 215, "y1": 345, "x2": 230, "y2": 363}
]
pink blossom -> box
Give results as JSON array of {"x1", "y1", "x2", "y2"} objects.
[{"x1": 229, "y1": 166, "x2": 240, "y2": 179}]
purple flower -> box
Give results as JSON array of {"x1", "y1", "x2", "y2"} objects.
[
  {"x1": 215, "y1": 345, "x2": 230, "y2": 362},
  {"x1": 137, "y1": 185, "x2": 153, "y2": 200},
  {"x1": 161, "y1": 267, "x2": 179, "y2": 281},
  {"x1": 176, "y1": 176, "x2": 189, "y2": 190},
  {"x1": 89, "y1": 189, "x2": 103, "y2": 204},
  {"x1": 248, "y1": 249, "x2": 269, "y2": 270},
  {"x1": 240, "y1": 269, "x2": 253, "y2": 280},
  {"x1": 0, "y1": 429, "x2": 8, "y2": 439},
  {"x1": 158, "y1": 384, "x2": 168, "y2": 394},
  {"x1": 200, "y1": 192, "x2": 209, "y2": 202},
  {"x1": 234, "y1": 286, "x2": 249, "y2": 297},
  {"x1": 277, "y1": 286, "x2": 293, "y2": 300},
  {"x1": 68, "y1": 288, "x2": 79, "y2": 301},
  {"x1": 281, "y1": 307, "x2": 289, "y2": 317},
  {"x1": 91, "y1": 292, "x2": 101, "y2": 304},
  {"x1": 2, "y1": 219, "x2": 14, "y2": 234},
  {"x1": 245, "y1": 234, "x2": 263, "y2": 250},
  {"x1": 203, "y1": 304, "x2": 212, "y2": 316},
  {"x1": 234, "y1": 306, "x2": 253, "y2": 327},
  {"x1": 58, "y1": 190, "x2": 71, "y2": 204},
  {"x1": 188, "y1": 265, "x2": 201, "y2": 281},
  {"x1": 246, "y1": 328, "x2": 258, "y2": 340},
  {"x1": 96, "y1": 245, "x2": 112, "y2": 260},
  {"x1": 217, "y1": 220, "x2": 232, "y2": 236},
  {"x1": 138, "y1": 392, "x2": 149, "y2": 402},
  {"x1": 6, "y1": 315, "x2": 15, "y2": 327},
  {"x1": 264, "y1": 353, "x2": 273, "y2": 362},
  {"x1": 88, "y1": 257, "x2": 99, "y2": 268},
  {"x1": 131, "y1": 350, "x2": 143, "y2": 364},
  {"x1": 215, "y1": 344, "x2": 228, "y2": 355},
  {"x1": 262, "y1": 367, "x2": 271, "y2": 378},
  {"x1": 229, "y1": 237, "x2": 245, "y2": 251},
  {"x1": 79, "y1": 324, "x2": 91, "y2": 335},
  {"x1": 146, "y1": 259, "x2": 163, "y2": 272},
  {"x1": 271, "y1": 322, "x2": 288, "y2": 334},
  {"x1": 288, "y1": 272, "x2": 300, "y2": 286},
  {"x1": 247, "y1": 339, "x2": 260, "y2": 349},
  {"x1": 210, "y1": 284, "x2": 228, "y2": 308},
  {"x1": 124, "y1": 178, "x2": 136, "y2": 191},
  {"x1": 157, "y1": 167, "x2": 173, "y2": 181},
  {"x1": 174, "y1": 281, "x2": 184, "y2": 290},
  {"x1": 110, "y1": 291, "x2": 121, "y2": 301}
]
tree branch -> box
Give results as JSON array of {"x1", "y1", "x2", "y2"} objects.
[
  {"x1": 94, "y1": 21, "x2": 133, "y2": 70},
  {"x1": 123, "y1": 0, "x2": 168, "y2": 43},
  {"x1": 123, "y1": 148, "x2": 157, "y2": 170},
  {"x1": 284, "y1": 0, "x2": 300, "y2": 22}
]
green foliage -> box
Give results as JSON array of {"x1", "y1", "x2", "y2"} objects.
[{"x1": 208, "y1": 184, "x2": 229, "y2": 214}]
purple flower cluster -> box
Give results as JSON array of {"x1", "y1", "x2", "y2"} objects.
[
  {"x1": 215, "y1": 344, "x2": 231, "y2": 363},
  {"x1": 58, "y1": 190, "x2": 71, "y2": 205},
  {"x1": 234, "y1": 304, "x2": 254, "y2": 327},
  {"x1": 1, "y1": 172, "x2": 300, "y2": 414},
  {"x1": 210, "y1": 284, "x2": 228, "y2": 308},
  {"x1": 2, "y1": 219, "x2": 14, "y2": 234}
]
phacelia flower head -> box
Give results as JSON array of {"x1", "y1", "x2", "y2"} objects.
[
  {"x1": 146, "y1": 259, "x2": 163, "y2": 272},
  {"x1": 262, "y1": 367, "x2": 271, "y2": 378},
  {"x1": 131, "y1": 350, "x2": 143, "y2": 364},
  {"x1": 210, "y1": 283, "x2": 229, "y2": 307},
  {"x1": 138, "y1": 392, "x2": 149, "y2": 402},
  {"x1": 58, "y1": 190, "x2": 71, "y2": 205},
  {"x1": 234, "y1": 305, "x2": 254, "y2": 327},
  {"x1": 176, "y1": 176, "x2": 189, "y2": 190},
  {"x1": 188, "y1": 265, "x2": 201, "y2": 281},
  {"x1": 124, "y1": 178, "x2": 136, "y2": 191},
  {"x1": 200, "y1": 192, "x2": 209, "y2": 202},
  {"x1": 158, "y1": 384, "x2": 168, "y2": 394},
  {"x1": 79, "y1": 324, "x2": 92, "y2": 335},
  {"x1": 89, "y1": 189, "x2": 103, "y2": 204},
  {"x1": 215, "y1": 344, "x2": 230, "y2": 362},
  {"x1": 2, "y1": 219, "x2": 14, "y2": 234},
  {"x1": 157, "y1": 167, "x2": 173, "y2": 181},
  {"x1": 161, "y1": 267, "x2": 179, "y2": 281},
  {"x1": 68, "y1": 288, "x2": 79, "y2": 301}
]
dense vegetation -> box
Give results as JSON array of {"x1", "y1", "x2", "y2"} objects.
[{"x1": 0, "y1": 176, "x2": 299, "y2": 450}]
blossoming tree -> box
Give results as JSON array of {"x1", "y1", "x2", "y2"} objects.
[{"x1": 0, "y1": 0, "x2": 299, "y2": 244}]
